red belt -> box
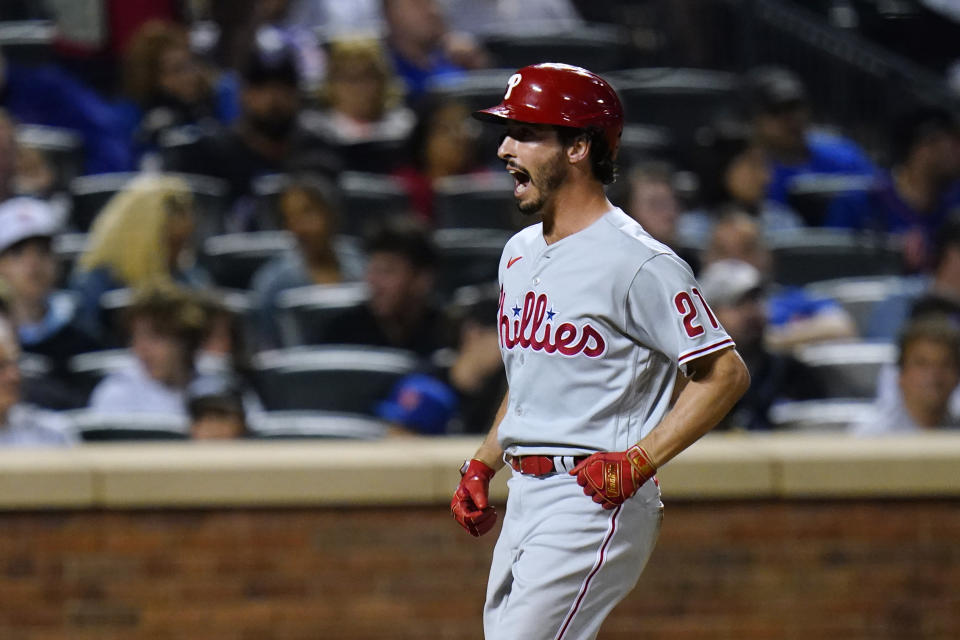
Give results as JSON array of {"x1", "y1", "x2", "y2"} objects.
[{"x1": 509, "y1": 455, "x2": 589, "y2": 476}]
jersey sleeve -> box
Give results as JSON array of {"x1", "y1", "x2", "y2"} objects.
[{"x1": 625, "y1": 253, "x2": 734, "y2": 370}]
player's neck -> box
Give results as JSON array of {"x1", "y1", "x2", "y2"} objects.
[{"x1": 541, "y1": 180, "x2": 612, "y2": 245}]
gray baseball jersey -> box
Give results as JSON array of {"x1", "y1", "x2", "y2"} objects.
[{"x1": 496, "y1": 207, "x2": 733, "y2": 456}]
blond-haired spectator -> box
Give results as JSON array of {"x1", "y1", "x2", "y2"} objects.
[
  {"x1": 303, "y1": 38, "x2": 414, "y2": 144},
  {"x1": 70, "y1": 174, "x2": 209, "y2": 341}
]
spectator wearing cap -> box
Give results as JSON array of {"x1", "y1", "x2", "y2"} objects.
[
  {"x1": 376, "y1": 373, "x2": 458, "y2": 435},
  {"x1": 698, "y1": 259, "x2": 823, "y2": 430},
  {"x1": 851, "y1": 315, "x2": 960, "y2": 435},
  {"x1": 743, "y1": 65, "x2": 875, "y2": 208},
  {"x1": 826, "y1": 107, "x2": 960, "y2": 272},
  {"x1": 186, "y1": 374, "x2": 248, "y2": 439},
  {"x1": 0, "y1": 315, "x2": 76, "y2": 447},
  {"x1": 250, "y1": 175, "x2": 366, "y2": 349},
  {"x1": 163, "y1": 42, "x2": 339, "y2": 231},
  {"x1": 70, "y1": 174, "x2": 209, "y2": 342},
  {"x1": 703, "y1": 211, "x2": 857, "y2": 350},
  {"x1": 0, "y1": 197, "x2": 100, "y2": 408},
  {"x1": 322, "y1": 217, "x2": 454, "y2": 360},
  {"x1": 88, "y1": 284, "x2": 210, "y2": 418}
]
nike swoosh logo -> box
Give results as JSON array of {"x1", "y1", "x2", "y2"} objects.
[{"x1": 507, "y1": 256, "x2": 523, "y2": 269}]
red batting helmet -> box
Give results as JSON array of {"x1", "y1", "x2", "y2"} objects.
[{"x1": 473, "y1": 63, "x2": 624, "y2": 153}]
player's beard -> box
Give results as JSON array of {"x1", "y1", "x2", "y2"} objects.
[{"x1": 517, "y1": 150, "x2": 568, "y2": 216}]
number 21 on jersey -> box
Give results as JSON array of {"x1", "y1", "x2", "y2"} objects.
[{"x1": 673, "y1": 288, "x2": 719, "y2": 338}]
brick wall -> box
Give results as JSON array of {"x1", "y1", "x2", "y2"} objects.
[{"x1": 0, "y1": 500, "x2": 956, "y2": 640}]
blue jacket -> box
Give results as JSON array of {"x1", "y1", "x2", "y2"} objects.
[{"x1": 2, "y1": 62, "x2": 139, "y2": 173}]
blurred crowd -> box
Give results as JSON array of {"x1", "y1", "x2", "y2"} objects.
[{"x1": 0, "y1": 0, "x2": 958, "y2": 446}]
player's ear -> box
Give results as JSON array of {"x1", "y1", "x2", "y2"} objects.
[{"x1": 565, "y1": 134, "x2": 591, "y2": 165}]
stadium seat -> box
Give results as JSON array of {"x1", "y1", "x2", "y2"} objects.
[
  {"x1": 770, "y1": 228, "x2": 902, "y2": 287},
  {"x1": 794, "y1": 341, "x2": 895, "y2": 399},
  {"x1": 425, "y1": 69, "x2": 516, "y2": 113},
  {"x1": 66, "y1": 410, "x2": 189, "y2": 441},
  {"x1": 243, "y1": 173, "x2": 290, "y2": 231},
  {"x1": 248, "y1": 411, "x2": 388, "y2": 439},
  {"x1": 66, "y1": 349, "x2": 137, "y2": 400},
  {"x1": 434, "y1": 173, "x2": 521, "y2": 230},
  {"x1": 274, "y1": 282, "x2": 369, "y2": 347},
  {"x1": 51, "y1": 232, "x2": 87, "y2": 288},
  {"x1": 0, "y1": 20, "x2": 54, "y2": 64},
  {"x1": 331, "y1": 138, "x2": 409, "y2": 174},
  {"x1": 618, "y1": 124, "x2": 675, "y2": 167},
  {"x1": 785, "y1": 172, "x2": 875, "y2": 226},
  {"x1": 201, "y1": 230, "x2": 295, "y2": 290},
  {"x1": 606, "y1": 68, "x2": 738, "y2": 141},
  {"x1": 805, "y1": 275, "x2": 920, "y2": 336},
  {"x1": 69, "y1": 172, "x2": 230, "y2": 234},
  {"x1": 483, "y1": 25, "x2": 631, "y2": 72},
  {"x1": 768, "y1": 399, "x2": 873, "y2": 431},
  {"x1": 250, "y1": 345, "x2": 419, "y2": 414},
  {"x1": 339, "y1": 172, "x2": 411, "y2": 237},
  {"x1": 15, "y1": 124, "x2": 84, "y2": 190},
  {"x1": 434, "y1": 228, "x2": 512, "y2": 300}
]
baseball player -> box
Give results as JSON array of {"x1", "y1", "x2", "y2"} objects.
[{"x1": 450, "y1": 63, "x2": 751, "y2": 639}]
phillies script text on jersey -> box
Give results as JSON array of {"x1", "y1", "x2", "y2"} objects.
[{"x1": 499, "y1": 287, "x2": 607, "y2": 358}]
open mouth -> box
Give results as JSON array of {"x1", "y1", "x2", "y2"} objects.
[{"x1": 507, "y1": 165, "x2": 532, "y2": 197}]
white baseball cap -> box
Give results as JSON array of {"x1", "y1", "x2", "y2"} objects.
[
  {"x1": 698, "y1": 259, "x2": 764, "y2": 307},
  {"x1": 0, "y1": 197, "x2": 61, "y2": 254}
]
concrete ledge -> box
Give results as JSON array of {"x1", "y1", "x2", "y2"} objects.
[
  {"x1": 0, "y1": 432, "x2": 958, "y2": 510},
  {"x1": 0, "y1": 453, "x2": 94, "y2": 507}
]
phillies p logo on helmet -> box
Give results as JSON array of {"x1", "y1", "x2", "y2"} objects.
[{"x1": 504, "y1": 74, "x2": 522, "y2": 100}]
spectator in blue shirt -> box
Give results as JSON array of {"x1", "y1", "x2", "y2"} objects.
[
  {"x1": 743, "y1": 66, "x2": 876, "y2": 210},
  {"x1": 382, "y1": 0, "x2": 489, "y2": 101},
  {"x1": 0, "y1": 52, "x2": 138, "y2": 174},
  {"x1": 826, "y1": 107, "x2": 960, "y2": 271}
]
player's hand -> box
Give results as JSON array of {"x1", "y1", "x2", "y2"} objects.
[
  {"x1": 570, "y1": 445, "x2": 656, "y2": 509},
  {"x1": 451, "y1": 459, "x2": 498, "y2": 536}
]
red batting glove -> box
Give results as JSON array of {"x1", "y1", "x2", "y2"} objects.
[
  {"x1": 570, "y1": 445, "x2": 657, "y2": 510},
  {"x1": 451, "y1": 459, "x2": 498, "y2": 537}
]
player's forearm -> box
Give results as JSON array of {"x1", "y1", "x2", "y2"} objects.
[
  {"x1": 638, "y1": 348, "x2": 750, "y2": 468},
  {"x1": 472, "y1": 390, "x2": 509, "y2": 471}
]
